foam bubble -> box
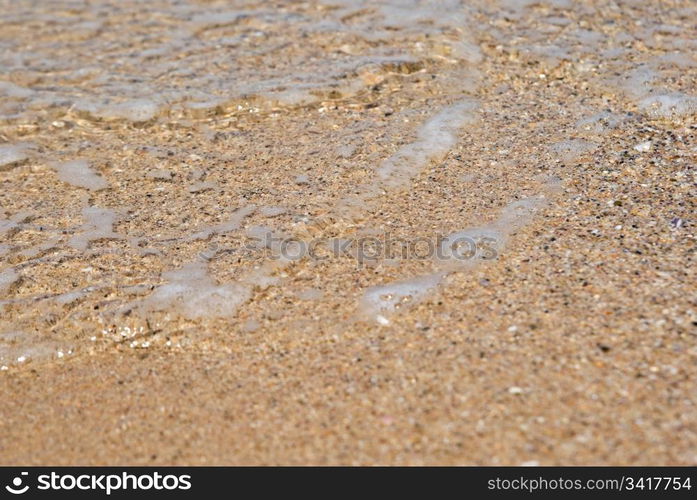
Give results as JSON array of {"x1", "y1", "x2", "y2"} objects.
[
  {"x1": 359, "y1": 197, "x2": 547, "y2": 323},
  {"x1": 360, "y1": 273, "x2": 444, "y2": 320},
  {"x1": 68, "y1": 206, "x2": 121, "y2": 250},
  {"x1": 141, "y1": 261, "x2": 251, "y2": 320},
  {"x1": 53, "y1": 159, "x2": 108, "y2": 190},
  {"x1": 296, "y1": 288, "x2": 324, "y2": 301},
  {"x1": 0, "y1": 268, "x2": 19, "y2": 294},
  {"x1": 76, "y1": 98, "x2": 160, "y2": 123},
  {"x1": 190, "y1": 10, "x2": 252, "y2": 31},
  {"x1": 0, "y1": 145, "x2": 29, "y2": 171},
  {"x1": 550, "y1": 139, "x2": 597, "y2": 162},
  {"x1": 0, "y1": 219, "x2": 18, "y2": 236},
  {"x1": 575, "y1": 111, "x2": 629, "y2": 133},
  {"x1": 617, "y1": 66, "x2": 659, "y2": 99},
  {"x1": 376, "y1": 99, "x2": 479, "y2": 188},
  {"x1": 438, "y1": 226, "x2": 503, "y2": 267},
  {"x1": 0, "y1": 331, "x2": 67, "y2": 366},
  {"x1": 638, "y1": 93, "x2": 697, "y2": 120},
  {"x1": 448, "y1": 40, "x2": 483, "y2": 64},
  {"x1": 340, "y1": 99, "x2": 479, "y2": 215},
  {"x1": 0, "y1": 81, "x2": 33, "y2": 99},
  {"x1": 259, "y1": 206, "x2": 287, "y2": 218},
  {"x1": 188, "y1": 205, "x2": 255, "y2": 241}
]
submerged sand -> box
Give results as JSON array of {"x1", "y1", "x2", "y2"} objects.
[{"x1": 0, "y1": 0, "x2": 695, "y2": 464}]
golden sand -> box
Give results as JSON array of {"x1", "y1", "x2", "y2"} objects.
[{"x1": 0, "y1": 0, "x2": 695, "y2": 464}]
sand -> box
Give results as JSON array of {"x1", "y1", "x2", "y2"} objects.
[{"x1": 0, "y1": 0, "x2": 695, "y2": 465}]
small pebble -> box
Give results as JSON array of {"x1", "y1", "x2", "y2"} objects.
[
  {"x1": 633, "y1": 141, "x2": 652, "y2": 152},
  {"x1": 376, "y1": 315, "x2": 390, "y2": 326}
]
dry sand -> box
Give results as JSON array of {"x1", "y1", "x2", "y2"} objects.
[{"x1": 0, "y1": 0, "x2": 695, "y2": 464}]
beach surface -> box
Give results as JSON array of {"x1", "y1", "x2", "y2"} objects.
[{"x1": 1, "y1": 0, "x2": 695, "y2": 464}]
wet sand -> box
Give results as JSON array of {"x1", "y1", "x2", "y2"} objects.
[{"x1": 1, "y1": 0, "x2": 695, "y2": 464}]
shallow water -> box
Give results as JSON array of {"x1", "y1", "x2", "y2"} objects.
[{"x1": 1, "y1": 0, "x2": 695, "y2": 365}]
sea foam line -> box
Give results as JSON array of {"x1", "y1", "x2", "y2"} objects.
[
  {"x1": 340, "y1": 98, "x2": 479, "y2": 214},
  {"x1": 358, "y1": 196, "x2": 552, "y2": 324}
]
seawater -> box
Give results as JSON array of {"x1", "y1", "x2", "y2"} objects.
[{"x1": 1, "y1": 0, "x2": 695, "y2": 365}]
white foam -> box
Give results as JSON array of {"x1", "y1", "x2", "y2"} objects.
[
  {"x1": 359, "y1": 197, "x2": 546, "y2": 322},
  {"x1": 259, "y1": 206, "x2": 287, "y2": 218},
  {"x1": 17, "y1": 236, "x2": 61, "y2": 259},
  {"x1": 188, "y1": 181, "x2": 218, "y2": 193},
  {"x1": 575, "y1": 111, "x2": 628, "y2": 133},
  {"x1": 142, "y1": 261, "x2": 251, "y2": 320},
  {"x1": 498, "y1": 197, "x2": 545, "y2": 229},
  {"x1": 0, "y1": 145, "x2": 29, "y2": 171},
  {"x1": 184, "y1": 100, "x2": 223, "y2": 118},
  {"x1": 68, "y1": 206, "x2": 121, "y2": 250},
  {"x1": 438, "y1": 226, "x2": 504, "y2": 268},
  {"x1": 240, "y1": 261, "x2": 282, "y2": 289},
  {"x1": 377, "y1": 0, "x2": 469, "y2": 30},
  {"x1": 245, "y1": 225, "x2": 298, "y2": 260},
  {"x1": 0, "y1": 219, "x2": 18, "y2": 236},
  {"x1": 340, "y1": 99, "x2": 479, "y2": 215},
  {"x1": 296, "y1": 288, "x2": 324, "y2": 301},
  {"x1": 190, "y1": 10, "x2": 251, "y2": 31},
  {"x1": 448, "y1": 40, "x2": 483, "y2": 64},
  {"x1": 0, "y1": 0, "x2": 482, "y2": 127},
  {"x1": 610, "y1": 62, "x2": 697, "y2": 122},
  {"x1": 0, "y1": 330, "x2": 67, "y2": 366},
  {"x1": 234, "y1": 226, "x2": 302, "y2": 290},
  {"x1": 188, "y1": 205, "x2": 255, "y2": 241},
  {"x1": 105, "y1": 99, "x2": 160, "y2": 122},
  {"x1": 437, "y1": 198, "x2": 543, "y2": 272},
  {"x1": 242, "y1": 319, "x2": 260, "y2": 332},
  {"x1": 638, "y1": 93, "x2": 697, "y2": 120},
  {"x1": 549, "y1": 139, "x2": 597, "y2": 162},
  {"x1": 76, "y1": 98, "x2": 160, "y2": 123},
  {"x1": 614, "y1": 65, "x2": 659, "y2": 99},
  {"x1": 655, "y1": 53, "x2": 697, "y2": 68},
  {"x1": 376, "y1": 99, "x2": 479, "y2": 188},
  {"x1": 359, "y1": 273, "x2": 444, "y2": 319},
  {"x1": 53, "y1": 288, "x2": 91, "y2": 306},
  {"x1": 336, "y1": 144, "x2": 357, "y2": 159},
  {"x1": 0, "y1": 81, "x2": 33, "y2": 99},
  {"x1": 53, "y1": 159, "x2": 108, "y2": 190},
  {"x1": 0, "y1": 268, "x2": 19, "y2": 294},
  {"x1": 146, "y1": 169, "x2": 173, "y2": 181}
]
